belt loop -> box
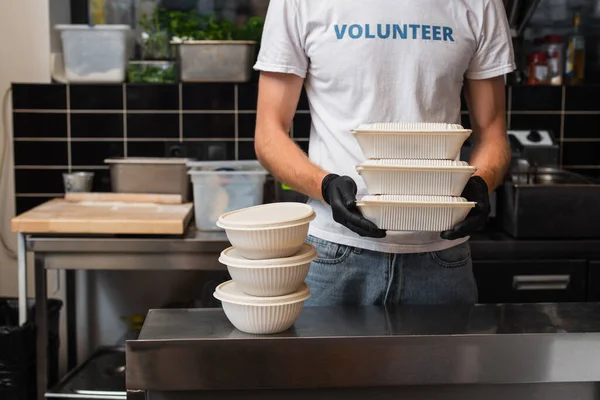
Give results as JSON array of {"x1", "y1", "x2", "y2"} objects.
[{"x1": 353, "y1": 247, "x2": 362, "y2": 254}]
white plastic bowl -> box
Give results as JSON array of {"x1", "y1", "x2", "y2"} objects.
[
  {"x1": 217, "y1": 203, "x2": 316, "y2": 260},
  {"x1": 213, "y1": 281, "x2": 311, "y2": 334},
  {"x1": 220, "y1": 243, "x2": 317, "y2": 296},
  {"x1": 357, "y1": 195, "x2": 476, "y2": 232},
  {"x1": 353, "y1": 122, "x2": 472, "y2": 160},
  {"x1": 357, "y1": 159, "x2": 477, "y2": 196}
]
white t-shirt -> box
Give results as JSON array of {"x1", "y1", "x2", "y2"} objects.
[{"x1": 254, "y1": 0, "x2": 515, "y2": 254}]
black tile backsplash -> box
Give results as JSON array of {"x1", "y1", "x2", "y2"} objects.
[
  {"x1": 182, "y1": 84, "x2": 235, "y2": 110},
  {"x1": 238, "y1": 83, "x2": 258, "y2": 110},
  {"x1": 127, "y1": 114, "x2": 179, "y2": 139},
  {"x1": 293, "y1": 114, "x2": 311, "y2": 138},
  {"x1": 71, "y1": 141, "x2": 124, "y2": 165},
  {"x1": 127, "y1": 84, "x2": 179, "y2": 110},
  {"x1": 565, "y1": 86, "x2": 600, "y2": 111},
  {"x1": 562, "y1": 142, "x2": 600, "y2": 166},
  {"x1": 511, "y1": 86, "x2": 562, "y2": 111},
  {"x1": 126, "y1": 141, "x2": 171, "y2": 158},
  {"x1": 15, "y1": 169, "x2": 66, "y2": 194},
  {"x1": 14, "y1": 141, "x2": 68, "y2": 166},
  {"x1": 13, "y1": 113, "x2": 67, "y2": 138},
  {"x1": 11, "y1": 83, "x2": 600, "y2": 212},
  {"x1": 183, "y1": 114, "x2": 235, "y2": 138},
  {"x1": 71, "y1": 113, "x2": 124, "y2": 138},
  {"x1": 238, "y1": 141, "x2": 257, "y2": 160},
  {"x1": 238, "y1": 113, "x2": 256, "y2": 138},
  {"x1": 12, "y1": 84, "x2": 66, "y2": 110},
  {"x1": 563, "y1": 115, "x2": 600, "y2": 139},
  {"x1": 70, "y1": 85, "x2": 123, "y2": 110}
]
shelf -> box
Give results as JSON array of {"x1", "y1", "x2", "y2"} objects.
[{"x1": 46, "y1": 347, "x2": 125, "y2": 400}]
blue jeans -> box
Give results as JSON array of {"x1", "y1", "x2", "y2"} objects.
[{"x1": 304, "y1": 235, "x2": 478, "y2": 306}]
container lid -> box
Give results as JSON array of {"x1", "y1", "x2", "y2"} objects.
[
  {"x1": 105, "y1": 157, "x2": 192, "y2": 165},
  {"x1": 217, "y1": 203, "x2": 315, "y2": 229},
  {"x1": 214, "y1": 280, "x2": 311, "y2": 305},
  {"x1": 353, "y1": 122, "x2": 470, "y2": 134},
  {"x1": 55, "y1": 24, "x2": 132, "y2": 31},
  {"x1": 357, "y1": 159, "x2": 477, "y2": 171},
  {"x1": 357, "y1": 194, "x2": 476, "y2": 207},
  {"x1": 219, "y1": 243, "x2": 317, "y2": 268}
]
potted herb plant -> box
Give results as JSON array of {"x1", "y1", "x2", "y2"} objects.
[
  {"x1": 168, "y1": 12, "x2": 264, "y2": 82},
  {"x1": 128, "y1": 9, "x2": 177, "y2": 83}
]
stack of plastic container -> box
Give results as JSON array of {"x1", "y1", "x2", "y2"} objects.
[
  {"x1": 213, "y1": 202, "x2": 317, "y2": 334},
  {"x1": 352, "y1": 123, "x2": 477, "y2": 232}
]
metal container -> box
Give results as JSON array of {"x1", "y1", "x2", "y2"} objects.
[
  {"x1": 499, "y1": 168, "x2": 600, "y2": 239},
  {"x1": 63, "y1": 172, "x2": 94, "y2": 193},
  {"x1": 105, "y1": 158, "x2": 191, "y2": 201},
  {"x1": 174, "y1": 40, "x2": 257, "y2": 82}
]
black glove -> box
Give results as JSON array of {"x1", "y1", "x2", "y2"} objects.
[
  {"x1": 322, "y1": 174, "x2": 386, "y2": 238},
  {"x1": 441, "y1": 176, "x2": 490, "y2": 240}
]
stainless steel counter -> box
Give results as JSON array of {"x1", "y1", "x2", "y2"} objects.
[{"x1": 127, "y1": 303, "x2": 600, "y2": 396}]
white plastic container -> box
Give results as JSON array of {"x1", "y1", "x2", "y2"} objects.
[
  {"x1": 357, "y1": 195, "x2": 475, "y2": 232},
  {"x1": 55, "y1": 25, "x2": 132, "y2": 83},
  {"x1": 188, "y1": 161, "x2": 269, "y2": 231},
  {"x1": 357, "y1": 159, "x2": 477, "y2": 196},
  {"x1": 353, "y1": 122, "x2": 472, "y2": 160},
  {"x1": 219, "y1": 243, "x2": 317, "y2": 296},
  {"x1": 217, "y1": 203, "x2": 315, "y2": 259},
  {"x1": 213, "y1": 281, "x2": 310, "y2": 334}
]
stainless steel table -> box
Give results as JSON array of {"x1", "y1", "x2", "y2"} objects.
[
  {"x1": 127, "y1": 304, "x2": 600, "y2": 400},
  {"x1": 22, "y1": 228, "x2": 230, "y2": 400}
]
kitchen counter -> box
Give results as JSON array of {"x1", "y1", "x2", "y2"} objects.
[{"x1": 126, "y1": 304, "x2": 600, "y2": 399}]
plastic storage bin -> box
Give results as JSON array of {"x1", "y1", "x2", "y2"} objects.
[
  {"x1": 55, "y1": 24, "x2": 131, "y2": 83},
  {"x1": 188, "y1": 161, "x2": 268, "y2": 231}
]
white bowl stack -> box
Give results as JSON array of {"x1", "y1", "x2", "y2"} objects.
[
  {"x1": 353, "y1": 122, "x2": 478, "y2": 232},
  {"x1": 214, "y1": 202, "x2": 317, "y2": 334}
]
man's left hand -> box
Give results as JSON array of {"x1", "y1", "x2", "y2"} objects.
[{"x1": 440, "y1": 176, "x2": 490, "y2": 240}]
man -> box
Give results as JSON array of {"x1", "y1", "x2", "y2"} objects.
[{"x1": 254, "y1": 0, "x2": 514, "y2": 306}]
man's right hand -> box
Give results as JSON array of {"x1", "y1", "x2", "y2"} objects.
[{"x1": 321, "y1": 174, "x2": 386, "y2": 238}]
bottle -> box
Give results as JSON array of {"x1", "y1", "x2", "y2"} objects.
[
  {"x1": 565, "y1": 12, "x2": 585, "y2": 85},
  {"x1": 528, "y1": 52, "x2": 549, "y2": 85}
]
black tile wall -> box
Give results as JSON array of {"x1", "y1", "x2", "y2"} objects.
[
  {"x1": 127, "y1": 114, "x2": 179, "y2": 138},
  {"x1": 293, "y1": 114, "x2": 311, "y2": 138},
  {"x1": 563, "y1": 115, "x2": 600, "y2": 139},
  {"x1": 182, "y1": 84, "x2": 235, "y2": 110},
  {"x1": 14, "y1": 141, "x2": 68, "y2": 166},
  {"x1": 71, "y1": 114, "x2": 124, "y2": 138},
  {"x1": 16, "y1": 197, "x2": 54, "y2": 215},
  {"x1": 127, "y1": 84, "x2": 179, "y2": 110},
  {"x1": 15, "y1": 169, "x2": 66, "y2": 194},
  {"x1": 11, "y1": 83, "x2": 600, "y2": 213},
  {"x1": 71, "y1": 141, "x2": 124, "y2": 165},
  {"x1": 12, "y1": 84, "x2": 66, "y2": 109},
  {"x1": 238, "y1": 141, "x2": 257, "y2": 160},
  {"x1": 238, "y1": 113, "x2": 256, "y2": 138},
  {"x1": 182, "y1": 114, "x2": 235, "y2": 139},
  {"x1": 565, "y1": 86, "x2": 600, "y2": 111},
  {"x1": 13, "y1": 113, "x2": 67, "y2": 138},
  {"x1": 70, "y1": 85, "x2": 123, "y2": 110},
  {"x1": 562, "y1": 142, "x2": 600, "y2": 166},
  {"x1": 238, "y1": 83, "x2": 258, "y2": 110},
  {"x1": 511, "y1": 86, "x2": 562, "y2": 111}
]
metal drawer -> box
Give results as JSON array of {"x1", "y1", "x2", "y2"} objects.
[{"x1": 473, "y1": 260, "x2": 587, "y2": 303}]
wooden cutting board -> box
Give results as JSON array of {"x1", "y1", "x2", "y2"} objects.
[{"x1": 11, "y1": 198, "x2": 193, "y2": 235}]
